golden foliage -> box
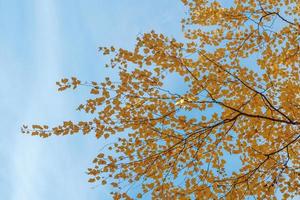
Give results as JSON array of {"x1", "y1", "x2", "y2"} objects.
[{"x1": 23, "y1": 0, "x2": 300, "y2": 199}]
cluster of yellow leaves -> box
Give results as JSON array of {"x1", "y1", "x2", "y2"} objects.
[{"x1": 24, "y1": 0, "x2": 300, "y2": 199}]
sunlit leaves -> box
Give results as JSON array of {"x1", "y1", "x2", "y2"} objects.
[{"x1": 23, "y1": 0, "x2": 300, "y2": 199}]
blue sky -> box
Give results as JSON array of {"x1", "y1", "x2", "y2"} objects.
[{"x1": 0, "y1": 0, "x2": 184, "y2": 199}]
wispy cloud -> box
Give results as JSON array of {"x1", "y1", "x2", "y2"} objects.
[
  {"x1": 8, "y1": 0, "x2": 110, "y2": 198},
  {"x1": 11, "y1": 0, "x2": 62, "y2": 199}
]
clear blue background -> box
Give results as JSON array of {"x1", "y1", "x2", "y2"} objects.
[{"x1": 0, "y1": 0, "x2": 184, "y2": 199}]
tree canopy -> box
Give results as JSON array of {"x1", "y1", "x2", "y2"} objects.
[{"x1": 24, "y1": 0, "x2": 300, "y2": 199}]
